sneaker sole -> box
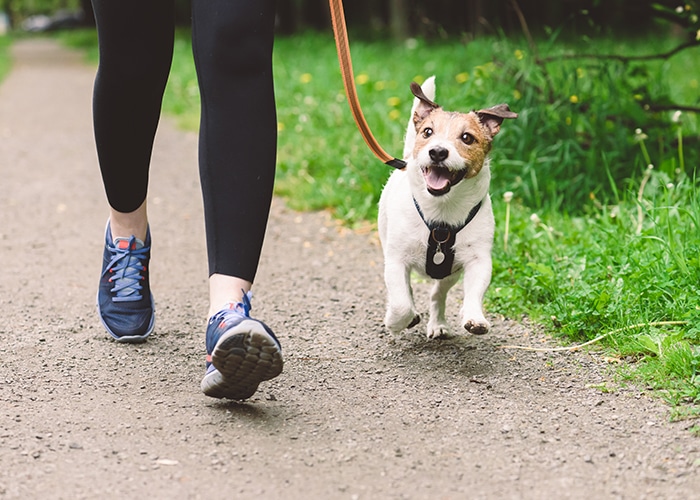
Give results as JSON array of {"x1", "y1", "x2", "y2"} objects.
[
  {"x1": 201, "y1": 319, "x2": 283, "y2": 400},
  {"x1": 96, "y1": 293, "x2": 155, "y2": 344}
]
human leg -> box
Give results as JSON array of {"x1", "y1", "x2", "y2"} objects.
[
  {"x1": 92, "y1": 0, "x2": 174, "y2": 341},
  {"x1": 192, "y1": 0, "x2": 282, "y2": 399},
  {"x1": 192, "y1": 0, "x2": 277, "y2": 298}
]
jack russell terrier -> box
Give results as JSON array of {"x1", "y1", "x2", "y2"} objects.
[{"x1": 378, "y1": 76, "x2": 517, "y2": 339}]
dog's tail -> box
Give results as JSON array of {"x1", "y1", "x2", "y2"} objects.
[{"x1": 403, "y1": 75, "x2": 436, "y2": 160}]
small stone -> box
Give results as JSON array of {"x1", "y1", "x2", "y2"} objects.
[{"x1": 156, "y1": 459, "x2": 179, "y2": 466}]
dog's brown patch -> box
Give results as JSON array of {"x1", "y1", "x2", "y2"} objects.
[{"x1": 413, "y1": 110, "x2": 492, "y2": 179}]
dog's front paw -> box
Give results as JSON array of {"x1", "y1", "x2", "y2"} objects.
[
  {"x1": 427, "y1": 320, "x2": 450, "y2": 340},
  {"x1": 385, "y1": 309, "x2": 421, "y2": 333},
  {"x1": 463, "y1": 318, "x2": 490, "y2": 335}
]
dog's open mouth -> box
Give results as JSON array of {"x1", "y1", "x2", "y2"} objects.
[{"x1": 423, "y1": 165, "x2": 467, "y2": 196}]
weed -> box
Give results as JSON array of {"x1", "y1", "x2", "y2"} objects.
[{"x1": 492, "y1": 120, "x2": 699, "y2": 408}]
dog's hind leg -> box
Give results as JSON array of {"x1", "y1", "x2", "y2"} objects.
[
  {"x1": 426, "y1": 272, "x2": 460, "y2": 339},
  {"x1": 383, "y1": 261, "x2": 420, "y2": 333}
]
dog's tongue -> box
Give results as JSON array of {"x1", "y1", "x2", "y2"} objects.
[{"x1": 425, "y1": 167, "x2": 452, "y2": 192}]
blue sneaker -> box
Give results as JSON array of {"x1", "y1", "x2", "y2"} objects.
[
  {"x1": 201, "y1": 292, "x2": 283, "y2": 400},
  {"x1": 97, "y1": 222, "x2": 155, "y2": 343}
]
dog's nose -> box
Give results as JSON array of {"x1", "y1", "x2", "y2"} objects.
[{"x1": 429, "y1": 147, "x2": 449, "y2": 162}]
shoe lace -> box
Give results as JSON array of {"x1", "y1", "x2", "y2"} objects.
[
  {"x1": 105, "y1": 236, "x2": 149, "y2": 302},
  {"x1": 233, "y1": 290, "x2": 253, "y2": 317},
  {"x1": 214, "y1": 290, "x2": 253, "y2": 320}
]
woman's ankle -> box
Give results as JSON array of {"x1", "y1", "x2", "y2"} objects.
[
  {"x1": 109, "y1": 200, "x2": 148, "y2": 242},
  {"x1": 208, "y1": 274, "x2": 253, "y2": 318}
]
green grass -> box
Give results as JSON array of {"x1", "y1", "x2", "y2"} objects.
[
  {"x1": 490, "y1": 148, "x2": 700, "y2": 413},
  {"x1": 54, "y1": 28, "x2": 700, "y2": 415},
  {"x1": 0, "y1": 34, "x2": 12, "y2": 83},
  {"x1": 55, "y1": 28, "x2": 99, "y2": 61}
]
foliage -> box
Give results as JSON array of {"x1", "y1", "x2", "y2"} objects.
[
  {"x1": 1, "y1": 0, "x2": 81, "y2": 18},
  {"x1": 491, "y1": 140, "x2": 700, "y2": 406},
  {"x1": 0, "y1": 34, "x2": 10, "y2": 81},
  {"x1": 8, "y1": 0, "x2": 699, "y2": 40}
]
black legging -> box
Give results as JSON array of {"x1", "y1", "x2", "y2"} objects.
[{"x1": 91, "y1": 0, "x2": 277, "y2": 283}]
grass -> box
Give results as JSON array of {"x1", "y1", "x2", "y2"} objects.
[
  {"x1": 491, "y1": 150, "x2": 700, "y2": 416},
  {"x1": 52, "y1": 27, "x2": 700, "y2": 415},
  {"x1": 0, "y1": 34, "x2": 11, "y2": 82}
]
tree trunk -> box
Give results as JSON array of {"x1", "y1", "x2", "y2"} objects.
[
  {"x1": 466, "y1": 0, "x2": 484, "y2": 36},
  {"x1": 389, "y1": 0, "x2": 409, "y2": 40}
]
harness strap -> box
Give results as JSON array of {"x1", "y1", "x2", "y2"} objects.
[
  {"x1": 329, "y1": 0, "x2": 406, "y2": 170},
  {"x1": 413, "y1": 198, "x2": 483, "y2": 279}
]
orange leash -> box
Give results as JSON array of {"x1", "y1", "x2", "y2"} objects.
[{"x1": 328, "y1": 0, "x2": 406, "y2": 169}]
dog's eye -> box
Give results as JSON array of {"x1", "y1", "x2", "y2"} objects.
[
  {"x1": 422, "y1": 127, "x2": 433, "y2": 138},
  {"x1": 461, "y1": 132, "x2": 476, "y2": 145}
]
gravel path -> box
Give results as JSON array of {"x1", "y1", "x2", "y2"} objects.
[{"x1": 0, "y1": 38, "x2": 697, "y2": 500}]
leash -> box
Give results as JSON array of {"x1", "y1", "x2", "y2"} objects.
[{"x1": 328, "y1": 0, "x2": 406, "y2": 170}]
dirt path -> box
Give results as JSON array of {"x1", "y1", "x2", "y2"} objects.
[{"x1": 0, "y1": 38, "x2": 697, "y2": 500}]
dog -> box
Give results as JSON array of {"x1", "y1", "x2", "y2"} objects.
[{"x1": 378, "y1": 76, "x2": 517, "y2": 339}]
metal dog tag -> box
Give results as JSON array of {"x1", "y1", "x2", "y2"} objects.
[{"x1": 433, "y1": 246, "x2": 445, "y2": 265}]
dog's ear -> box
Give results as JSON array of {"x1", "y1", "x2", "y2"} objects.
[
  {"x1": 476, "y1": 104, "x2": 518, "y2": 137},
  {"x1": 410, "y1": 81, "x2": 439, "y2": 124}
]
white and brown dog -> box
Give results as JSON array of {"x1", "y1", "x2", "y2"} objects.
[{"x1": 378, "y1": 76, "x2": 517, "y2": 339}]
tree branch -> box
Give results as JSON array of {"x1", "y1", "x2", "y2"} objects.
[
  {"x1": 509, "y1": 0, "x2": 538, "y2": 59},
  {"x1": 644, "y1": 103, "x2": 700, "y2": 114},
  {"x1": 540, "y1": 40, "x2": 700, "y2": 64}
]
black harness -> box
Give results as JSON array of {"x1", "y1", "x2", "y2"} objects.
[{"x1": 413, "y1": 198, "x2": 483, "y2": 279}]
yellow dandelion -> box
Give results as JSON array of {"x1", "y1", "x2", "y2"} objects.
[
  {"x1": 565, "y1": 116, "x2": 572, "y2": 126},
  {"x1": 576, "y1": 67, "x2": 585, "y2": 79},
  {"x1": 455, "y1": 72, "x2": 469, "y2": 83},
  {"x1": 389, "y1": 109, "x2": 401, "y2": 121},
  {"x1": 299, "y1": 73, "x2": 312, "y2": 84},
  {"x1": 386, "y1": 96, "x2": 401, "y2": 107},
  {"x1": 514, "y1": 49, "x2": 524, "y2": 60},
  {"x1": 356, "y1": 73, "x2": 370, "y2": 85},
  {"x1": 277, "y1": 122, "x2": 285, "y2": 132},
  {"x1": 569, "y1": 95, "x2": 579, "y2": 104},
  {"x1": 513, "y1": 89, "x2": 522, "y2": 100}
]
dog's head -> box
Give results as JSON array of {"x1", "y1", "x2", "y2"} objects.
[{"x1": 408, "y1": 81, "x2": 517, "y2": 197}]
